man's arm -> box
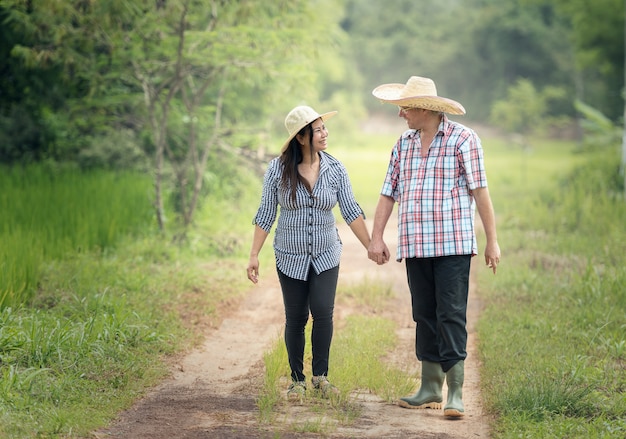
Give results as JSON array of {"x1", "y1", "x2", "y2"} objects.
[
  {"x1": 367, "y1": 195, "x2": 395, "y2": 264},
  {"x1": 473, "y1": 187, "x2": 501, "y2": 274}
]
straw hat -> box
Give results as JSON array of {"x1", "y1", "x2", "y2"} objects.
[
  {"x1": 281, "y1": 106, "x2": 338, "y2": 152},
  {"x1": 372, "y1": 76, "x2": 466, "y2": 115}
]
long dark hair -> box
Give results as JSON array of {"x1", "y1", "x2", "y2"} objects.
[{"x1": 279, "y1": 120, "x2": 318, "y2": 203}]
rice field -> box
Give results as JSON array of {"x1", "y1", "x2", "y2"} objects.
[{"x1": 0, "y1": 165, "x2": 153, "y2": 308}]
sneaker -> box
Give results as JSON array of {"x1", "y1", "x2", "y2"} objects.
[
  {"x1": 311, "y1": 375, "x2": 339, "y2": 398},
  {"x1": 287, "y1": 381, "x2": 306, "y2": 400}
]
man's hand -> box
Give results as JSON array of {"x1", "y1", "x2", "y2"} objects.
[
  {"x1": 368, "y1": 238, "x2": 391, "y2": 265},
  {"x1": 484, "y1": 242, "x2": 501, "y2": 274}
]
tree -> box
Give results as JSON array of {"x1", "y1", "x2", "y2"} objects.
[
  {"x1": 1, "y1": 0, "x2": 348, "y2": 231},
  {"x1": 342, "y1": 0, "x2": 463, "y2": 112},
  {"x1": 110, "y1": 0, "x2": 340, "y2": 232},
  {"x1": 539, "y1": 0, "x2": 625, "y2": 194},
  {"x1": 490, "y1": 78, "x2": 566, "y2": 139},
  {"x1": 523, "y1": 0, "x2": 625, "y2": 120},
  {"x1": 620, "y1": 0, "x2": 626, "y2": 201},
  {"x1": 0, "y1": 0, "x2": 117, "y2": 162},
  {"x1": 342, "y1": 0, "x2": 575, "y2": 121}
]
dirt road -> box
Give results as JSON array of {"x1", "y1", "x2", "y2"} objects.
[{"x1": 96, "y1": 216, "x2": 492, "y2": 439}]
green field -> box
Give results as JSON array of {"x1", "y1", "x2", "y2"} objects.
[
  {"x1": 314, "y1": 130, "x2": 625, "y2": 438},
  {"x1": 1, "y1": 129, "x2": 624, "y2": 438}
]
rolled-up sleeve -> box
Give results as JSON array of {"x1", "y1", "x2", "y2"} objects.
[
  {"x1": 253, "y1": 152, "x2": 366, "y2": 280},
  {"x1": 252, "y1": 158, "x2": 280, "y2": 232},
  {"x1": 336, "y1": 165, "x2": 364, "y2": 224},
  {"x1": 381, "y1": 141, "x2": 401, "y2": 201},
  {"x1": 459, "y1": 132, "x2": 487, "y2": 191}
]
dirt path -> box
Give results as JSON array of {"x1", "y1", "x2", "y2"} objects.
[{"x1": 96, "y1": 217, "x2": 492, "y2": 439}]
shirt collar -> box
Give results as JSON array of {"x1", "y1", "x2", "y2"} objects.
[
  {"x1": 406, "y1": 114, "x2": 450, "y2": 139},
  {"x1": 438, "y1": 114, "x2": 450, "y2": 134},
  {"x1": 318, "y1": 151, "x2": 329, "y2": 174}
]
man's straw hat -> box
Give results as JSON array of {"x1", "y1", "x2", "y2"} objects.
[
  {"x1": 372, "y1": 76, "x2": 465, "y2": 115},
  {"x1": 282, "y1": 106, "x2": 338, "y2": 152}
]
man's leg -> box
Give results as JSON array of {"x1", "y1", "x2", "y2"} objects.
[
  {"x1": 399, "y1": 258, "x2": 444, "y2": 409},
  {"x1": 433, "y1": 255, "x2": 471, "y2": 417}
]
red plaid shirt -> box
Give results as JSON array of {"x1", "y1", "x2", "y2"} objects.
[{"x1": 381, "y1": 115, "x2": 488, "y2": 261}]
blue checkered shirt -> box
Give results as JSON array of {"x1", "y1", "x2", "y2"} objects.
[{"x1": 254, "y1": 151, "x2": 364, "y2": 280}]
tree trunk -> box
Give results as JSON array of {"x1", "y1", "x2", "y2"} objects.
[
  {"x1": 622, "y1": 0, "x2": 626, "y2": 199},
  {"x1": 185, "y1": 85, "x2": 225, "y2": 228}
]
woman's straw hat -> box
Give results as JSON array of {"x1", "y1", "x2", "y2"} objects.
[
  {"x1": 372, "y1": 76, "x2": 466, "y2": 115},
  {"x1": 282, "y1": 106, "x2": 338, "y2": 152}
]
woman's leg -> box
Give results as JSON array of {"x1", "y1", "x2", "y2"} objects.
[
  {"x1": 308, "y1": 266, "x2": 339, "y2": 377},
  {"x1": 277, "y1": 269, "x2": 311, "y2": 382}
]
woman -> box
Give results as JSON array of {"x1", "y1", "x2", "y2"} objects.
[{"x1": 247, "y1": 105, "x2": 371, "y2": 399}]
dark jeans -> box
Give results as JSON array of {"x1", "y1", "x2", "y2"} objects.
[
  {"x1": 277, "y1": 265, "x2": 339, "y2": 382},
  {"x1": 405, "y1": 255, "x2": 471, "y2": 373}
]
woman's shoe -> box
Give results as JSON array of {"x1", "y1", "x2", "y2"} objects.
[
  {"x1": 287, "y1": 380, "x2": 306, "y2": 400},
  {"x1": 311, "y1": 375, "x2": 339, "y2": 398}
]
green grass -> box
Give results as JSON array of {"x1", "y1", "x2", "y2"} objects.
[
  {"x1": 475, "y1": 139, "x2": 626, "y2": 438},
  {"x1": 331, "y1": 314, "x2": 415, "y2": 402},
  {"x1": 258, "y1": 130, "x2": 625, "y2": 437},
  {"x1": 0, "y1": 165, "x2": 153, "y2": 308},
  {"x1": 2, "y1": 126, "x2": 625, "y2": 437},
  {"x1": 0, "y1": 255, "x2": 184, "y2": 437},
  {"x1": 331, "y1": 131, "x2": 625, "y2": 437},
  {"x1": 0, "y1": 163, "x2": 260, "y2": 438},
  {"x1": 256, "y1": 279, "x2": 415, "y2": 435}
]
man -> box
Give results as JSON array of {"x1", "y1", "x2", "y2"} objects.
[{"x1": 367, "y1": 76, "x2": 500, "y2": 418}]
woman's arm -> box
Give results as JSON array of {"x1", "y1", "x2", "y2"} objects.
[
  {"x1": 247, "y1": 224, "x2": 270, "y2": 284},
  {"x1": 348, "y1": 215, "x2": 371, "y2": 250}
]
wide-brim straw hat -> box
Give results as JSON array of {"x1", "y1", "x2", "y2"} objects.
[
  {"x1": 281, "y1": 105, "x2": 338, "y2": 153},
  {"x1": 372, "y1": 76, "x2": 466, "y2": 115}
]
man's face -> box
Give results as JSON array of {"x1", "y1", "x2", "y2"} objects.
[{"x1": 398, "y1": 106, "x2": 428, "y2": 130}]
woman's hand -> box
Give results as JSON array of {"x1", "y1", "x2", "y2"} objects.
[{"x1": 247, "y1": 256, "x2": 260, "y2": 283}]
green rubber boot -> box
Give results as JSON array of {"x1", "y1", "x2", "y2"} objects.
[
  {"x1": 444, "y1": 360, "x2": 465, "y2": 417},
  {"x1": 398, "y1": 361, "x2": 444, "y2": 409}
]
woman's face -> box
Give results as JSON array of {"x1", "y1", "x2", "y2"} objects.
[{"x1": 298, "y1": 118, "x2": 328, "y2": 152}]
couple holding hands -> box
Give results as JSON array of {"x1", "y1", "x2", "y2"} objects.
[{"x1": 246, "y1": 75, "x2": 500, "y2": 418}]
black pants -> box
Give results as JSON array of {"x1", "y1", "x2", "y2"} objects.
[
  {"x1": 277, "y1": 265, "x2": 339, "y2": 382},
  {"x1": 405, "y1": 255, "x2": 471, "y2": 373}
]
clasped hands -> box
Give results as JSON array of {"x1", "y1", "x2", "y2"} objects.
[{"x1": 367, "y1": 238, "x2": 390, "y2": 265}]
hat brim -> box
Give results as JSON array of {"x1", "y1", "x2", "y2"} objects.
[
  {"x1": 281, "y1": 111, "x2": 338, "y2": 153},
  {"x1": 372, "y1": 84, "x2": 466, "y2": 115}
]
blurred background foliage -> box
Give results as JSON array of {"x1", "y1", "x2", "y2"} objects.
[
  {"x1": 0, "y1": 3, "x2": 624, "y2": 435},
  {"x1": 0, "y1": 0, "x2": 624, "y2": 216}
]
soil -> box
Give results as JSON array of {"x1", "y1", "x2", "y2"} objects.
[
  {"x1": 95, "y1": 115, "x2": 493, "y2": 439},
  {"x1": 95, "y1": 218, "x2": 492, "y2": 439}
]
